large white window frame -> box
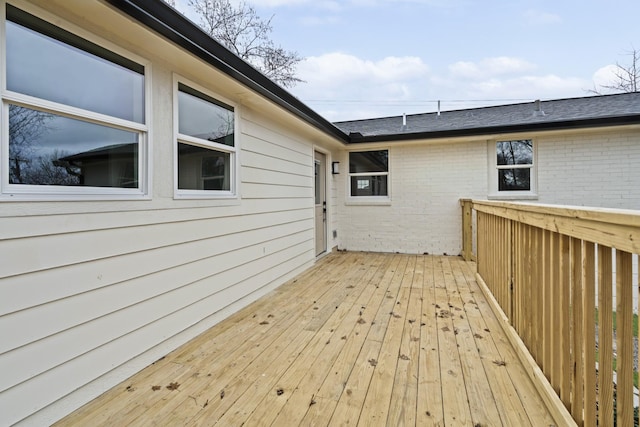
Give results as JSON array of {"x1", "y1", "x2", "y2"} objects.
[
  {"x1": 488, "y1": 139, "x2": 538, "y2": 199},
  {"x1": 0, "y1": 3, "x2": 151, "y2": 200},
  {"x1": 173, "y1": 77, "x2": 239, "y2": 199}
]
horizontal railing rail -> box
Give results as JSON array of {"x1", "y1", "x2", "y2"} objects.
[{"x1": 461, "y1": 199, "x2": 640, "y2": 427}]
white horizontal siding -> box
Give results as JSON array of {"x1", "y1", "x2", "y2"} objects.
[
  {"x1": 0, "y1": 209, "x2": 312, "y2": 285},
  {"x1": 243, "y1": 166, "x2": 313, "y2": 188},
  {"x1": 1, "y1": 219, "x2": 312, "y2": 354},
  {"x1": 241, "y1": 116, "x2": 312, "y2": 157},
  {"x1": 0, "y1": 198, "x2": 311, "y2": 239},
  {"x1": 242, "y1": 150, "x2": 312, "y2": 178}
]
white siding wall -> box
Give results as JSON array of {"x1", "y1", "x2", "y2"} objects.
[
  {"x1": 0, "y1": 2, "x2": 340, "y2": 425},
  {"x1": 337, "y1": 141, "x2": 488, "y2": 255}
]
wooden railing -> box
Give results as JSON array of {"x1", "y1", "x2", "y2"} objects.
[{"x1": 461, "y1": 199, "x2": 639, "y2": 427}]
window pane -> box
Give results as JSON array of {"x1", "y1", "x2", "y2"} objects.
[
  {"x1": 178, "y1": 143, "x2": 231, "y2": 191},
  {"x1": 496, "y1": 140, "x2": 532, "y2": 166},
  {"x1": 314, "y1": 162, "x2": 320, "y2": 204},
  {"x1": 9, "y1": 105, "x2": 139, "y2": 187},
  {"x1": 349, "y1": 150, "x2": 388, "y2": 173},
  {"x1": 178, "y1": 87, "x2": 234, "y2": 147},
  {"x1": 498, "y1": 168, "x2": 531, "y2": 191},
  {"x1": 350, "y1": 175, "x2": 388, "y2": 196},
  {"x1": 6, "y1": 20, "x2": 144, "y2": 123}
]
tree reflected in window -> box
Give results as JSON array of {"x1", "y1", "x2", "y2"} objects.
[
  {"x1": 496, "y1": 140, "x2": 533, "y2": 191},
  {"x1": 9, "y1": 105, "x2": 138, "y2": 187}
]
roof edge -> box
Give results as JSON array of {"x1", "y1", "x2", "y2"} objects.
[
  {"x1": 334, "y1": 92, "x2": 640, "y2": 125},
  {"x1": 348, "y1": 114, "x2": 640, "y2": 143},
  {"x1": 103, "y1": 0, "x2": 350, "y2": 144}
]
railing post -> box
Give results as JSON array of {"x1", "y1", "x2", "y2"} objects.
[{"x1": 460, "y1": 199, "x2": 473, "y2": 261}]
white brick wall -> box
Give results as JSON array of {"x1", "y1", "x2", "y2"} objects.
[
  {"x1": 537, "y1": 129, "x2": 640, "y2": 209},
  {"x1": 338, "y1": 140, "x2": 488, "y2": 255},
  {"x1": 337, "y1": 127, "x2": 640, "y2": 255}
]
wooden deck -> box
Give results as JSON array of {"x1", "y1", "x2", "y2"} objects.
[{"x1": 56, "y1": 252, "x2": 557, "y2": 426}]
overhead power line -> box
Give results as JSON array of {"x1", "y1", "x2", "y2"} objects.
[{"x1": 303, "y1": 98, "x2": 532, "y2": 105}]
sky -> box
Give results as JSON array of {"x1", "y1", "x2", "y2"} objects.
[{"x1": 172, "y1": 0, "x2": 640, "y2": 122}]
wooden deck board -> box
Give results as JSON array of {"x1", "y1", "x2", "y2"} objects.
[{"x1": 55, "y1": 252, "x2": 559, "y2": 427}]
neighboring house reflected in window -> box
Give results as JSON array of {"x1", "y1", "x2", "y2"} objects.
[{"x1": 58, "y1": 143, "x2": 138, "y2": 188}]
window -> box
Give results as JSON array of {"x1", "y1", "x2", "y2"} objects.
[
  {"x1": 2, "y1": 5, "x2": 148, "y2": 198},
  {"x1": 175, "y1": 82, "x2": 236, "y2": 197},
  {"x1": 349, "y1": 150, "x2": 389, "y2": 197},
  {"x1": 490, "y1": 139, "x2": 536, "y2": 197}
]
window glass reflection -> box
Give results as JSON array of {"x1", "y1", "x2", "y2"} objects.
[
  {"x1": 9, "y1": 105, "x2": 138, "y2": 187},
  {"x1": 6, "y1": 20, "x2": 144, "y2": 123},
  {"x1": 496, "y1": 140, "x2": 533, "y2": 166},
  {"x1": 498, "y1": 168, "x2": 531, "y2": 191},
  {"x1": 177, "y1": 143, "x2": 231, "y2": 191},
  {"x1": 178, "y1": 86, "x2": 234, "y2": 147},
  {"x1": 350, "y1": 175, "x2": 388, "y2": 196},
  {"x1": 349, "y1": 151, "x2": 388, "y2": 173},
  {"x1": 315, "y1": 162, "x2": 321, "y2": 204}
]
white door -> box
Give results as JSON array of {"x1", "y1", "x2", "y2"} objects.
[{"x1": 314, "y1": 152, "x2": 327, "y2": 256}]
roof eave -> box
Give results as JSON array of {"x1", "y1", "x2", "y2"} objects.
[
  {"x1": 103, "y1": 0, "x2": 351, "y2": 144},
  {"x1": 348, "y1": 114, "x2": 640, "y2": 143}
]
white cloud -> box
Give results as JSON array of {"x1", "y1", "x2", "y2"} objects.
[
  {"x1": 293, "y1": 52, "x2": 431, "y2": 120},
  {"x1": 523, "y1": 9, "x2": 562, "y2": 25},
  {"x1": 298, "y1": 15, "x2": 341, "y2": 26},
  {"x1": 467, "y1": 74, "x2": 588, "y2": 99},
  {"x1": 591, "y1": 64, "x2": 619, "y2": 93},
  {"x1": 246, "y1": 0, "x2": 337, "y2": 8},
  {"x1": 246, "y1": 0, "x2": 460, "y2": 8},
  {"x1": 297, "y1": 52, "x2": 429, "y2": 85},
  {"x1": 350, "y1": 0, "x2": 464, "y2": 5},
  {"x1": 291, "y1": 51, "x2": 593, "y2": 121},
  {"x1": 449, "y1": 57, "x2": 537, "y2": 80}
]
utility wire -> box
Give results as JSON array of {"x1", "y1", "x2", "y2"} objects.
[{"x1": 303, "y1": 98, "x2": 532, "y2": 105}]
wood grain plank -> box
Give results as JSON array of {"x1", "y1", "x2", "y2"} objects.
[
  {"x1": 457, "y1": 258, "x2": 545, "y2": 427},
  {"x1": 267, "y1": 254, "x2": 387, "y2": 426},
  {"x1": 434, "y1": 257, "x2": 472, "y2": 426},
  {"x1": 416, "y1": 255, "x2": 445, "y2": 426},
  {"x1": 615, "y1": 250, "x2": 633, "y2": 427},
  {"x1": 358, "y1": 256, "x2": 414, "y2": 426},
  {"x1": 199, "y1": 253, "x2": 372, "y2": 426},
  {"x1": 582, "y1": 241, "x2": 597, "y2": 427},
  {"x1": 448, "y1": 257, "x2": 502, "y2": 427},
  {"x1": 302, "y1": 254, "x2": 395, "y2": 426},
  {"x1": 387, "y1": 256, "x2": 422, "y2": 426},
  {"x1": 330, "y1": 255, "x2": 406, "y2": 425},
  {"x1": 598, "y1": 245, "x2": 614, "y2": 426},
  {"x1": 571, "y1": 237, "x2": 584, "y2": 424}
]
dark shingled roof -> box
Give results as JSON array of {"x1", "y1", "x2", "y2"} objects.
[{"x1": 334, "y1": 92, "x2": 640, "y2": 143}]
